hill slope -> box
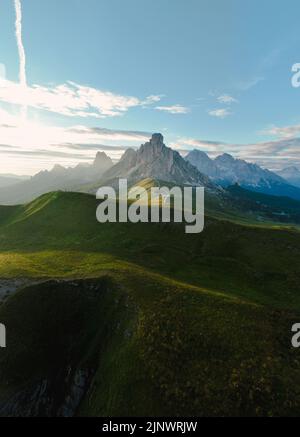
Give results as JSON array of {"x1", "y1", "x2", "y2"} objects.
[
  {"x1": 227, "y1": 184, "x2": 300, "y2": 223},
  {"x1": 0, "y1": 191, "x2": 300, "y2": 416}
]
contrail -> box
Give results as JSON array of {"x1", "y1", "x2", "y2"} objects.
[{"x1": 14, "y1": 0, "x2": 27, "y2": 118}]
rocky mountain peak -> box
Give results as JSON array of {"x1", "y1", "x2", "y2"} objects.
[
  {"x1": 151, "y1": 133, "x2": 164, "y2": 145},
  {"x1": 52, "y1": 164, "x2": 66, "y2": 173},
  {"x1": 137, "y1": 133, "x2": 176, "y2": 166},
  {"x1": 185, "y1": 149, "x2": 219, "y2": 179},
  {"x1": 215, "y1": 153, "x2": 235, "y2": 165},
  {"x1": 100, "y1": 133, "x2": 215, "y2": 188},
  {"x1": 93, "y1": 151, "x2": 113, "y2": 169}
]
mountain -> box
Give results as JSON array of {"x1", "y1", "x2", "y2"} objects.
[
  {"x1": 98, "y1": 133, "x2": 216, "y2": 190},
  {"x1": 184, "y1": 149, "x2": 220, "y2": 179},
  {"x1": 277, "y1": 166, "x2": 300, "y2": 188},
  {"x1": 0, "y1": 152, "x2": 113, "y2": 205},
  {"x1": 186, "y1": 149, "x2": 300, "y2": 200},
  {"x1": 0, "y1": 174, "x2": 29, "y2": 189}
]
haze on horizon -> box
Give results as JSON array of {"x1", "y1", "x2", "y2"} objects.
[{"x1": 1, "y1": 0, "x2": 300, "y2": 175}]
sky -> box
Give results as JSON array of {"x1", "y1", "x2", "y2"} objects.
[{"x1": 0, "y1": 0, "x2": 300, "y2": 175}]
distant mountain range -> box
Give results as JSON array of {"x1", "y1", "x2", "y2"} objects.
[
  {"x1": 0, "y1": 174, "x2": 29, "y2": 189},
  {"x1": 0, "y1": 152, "x2": 113, "y2": 205},
  {"x1": 1, "y1": 132, "x2": 300, "y2": 206},
  {"x1": 185, "y1": 149, "x2": 300, "y2": 201},
  {"x1": 0, "y1": 134, "x2": 217, "y2": 205},
  {"x1": 277, "y1": 166, "x2": 300, "y2": 188}
]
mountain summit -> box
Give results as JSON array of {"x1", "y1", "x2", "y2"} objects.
[
  {"x1": 277, "y1": 166, "x2": 300, "y2": 188},
  {"x1": 101, "y1": 134, "x2": 214, "y2": 188}
]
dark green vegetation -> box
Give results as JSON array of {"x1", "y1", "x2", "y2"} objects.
[
  {"x1": 228, "y1": 184, "x2": 300, "y2": 223},
  {"x1": 0, "y1": 189, "x2": 300, "y2": 416}
]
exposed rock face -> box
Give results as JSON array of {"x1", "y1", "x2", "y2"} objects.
[
  {"x1": 185, "y1": 149, "x2": 220, "y2": 179},
  {"x1": 214, "y1": 153, "x2": 282, "y2": 186},
  {"x1": 0, "y1": 279, "x2": 38, "y2": 302},
  {"x1": 58, "y1": 369, "x2": 90, "y2": 417},
  {"x1": 0, "y1": 368, "x2": 91, "y2": 417},
  {"x1": 186, "y1": 149, "x2": 283, "y2": 186},
  {"x1": 0, "y1": 278, "x2": 117, "y2": 417},
  {"x1": 185, "y1": 149, "x2": 300, "y2": 200},
  {"x1": 102, "y1": 134, "x2": 215, "y2": 188}
]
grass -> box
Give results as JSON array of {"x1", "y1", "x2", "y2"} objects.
[{"x1": 0, "y1": 190, "x2": 299, "y2": 416}]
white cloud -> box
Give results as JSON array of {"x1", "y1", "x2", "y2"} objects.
[
  {"x1": 0, "y1": 108, "x2": 154, "y2": 174},
  {"x1": 208, "y1": 108, "x2": 232, "y2": 118},
  {"x1": 0, "y1": 64, "x2": 6, "y2": 81},
  {"x1": 170, "y1": 137, "x2": 227, "y2": 153},
  {"x1": 0, "y1": 79, "x2": 161, "y2": 119},
  {"x1": 217, "y1": 94, "x2": 238, "y2": 104},
  {"x1": 155, "y1": 104, "x2": 190, "y2": 114},
  {"x1": 66, "y1": 126, "x2": 151, "y2": 142},
  {"x1": 261, "y1": 123, "x2": 300, "y2": 139},
  {"x1": 145, "y1": 95, "x2": 164, "y2": 104},
  {"x1": 173, "y1": 133, "x2": 300, "y2": 170}
]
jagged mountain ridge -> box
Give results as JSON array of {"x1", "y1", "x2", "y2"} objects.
[
  {"x1": 186, "y1": 149, "x2": 300, "y2": 200},
  {"x1": 1, "y1": 132, "x2": 300, "y2": 205},
  {"x1": 99, "y1": 133, "x2": 215, "y2": 189},
  {"x1": 0, "y1": 152, "x2": 113, "y2": 205}
]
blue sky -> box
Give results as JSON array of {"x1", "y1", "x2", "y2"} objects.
[{"x1": 0, "y1": 0, "x2": 300, "y2": 174}]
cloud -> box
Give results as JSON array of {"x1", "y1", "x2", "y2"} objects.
[
  {"x1": 0, "y1": 79, "x2": 161, "y2": 119},
  {"x1": 235, "y1": 137, "x2": 300, "y2": 170},
  {"x1": 14, "y1": 0, "x2": 27, "y2": 119},
  {"x1": 67, "y1": 126, "x2": 151, "y2": 141},
  {"x1": 155, "y1": 104, "x2": 190, "y2": 114},
  {"x1": 0, "y1": 110, "x2": 155, "y2": 173},
  {"x1": 172, "y1": 134, "x2": 300, "y2": 170},
  {"x1": 170, "y1": 138, "x2": 227, "y2": 153},
  {"x1": 0, "y1": 144, "x2": 15, "y2": 149},
  {"x1": 145, "y1": 95, "x2": 163, "y2": 104},
  {"x1": 208, "y1": 108, "x2": 232, "y2": 118},
  {"x1": 0, "y1": 108, "x2": 19, "y2": 127},
  {"x1": 217, "y1": 94, "x2": 238, "y2": 104},
  {"x1": 14, "y1": 0, "x2": 26, "y2": 87},
  {"x1": 0, "y1": 149, "x2": 94, "y2": 159},
  {"x1": 0, "y1": 64, "x2": 6, "y2": 81},
  {"x1": 63, "y1": 143, "x2": 132, "y2": 152},
  {"x1": 237, "y1": 76, "x2": 264, "y2": 91},
  {"x1": 261, "y1": 123, "x2": 300, "y2": 139}
]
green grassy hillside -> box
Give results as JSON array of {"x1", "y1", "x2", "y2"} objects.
[{"x1": 0, "y1": 190, "x2": 299, "y2": 416}]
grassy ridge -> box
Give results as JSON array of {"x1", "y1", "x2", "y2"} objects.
[
  {"x1": 0, "y1": 191, "x2": 299, "y2": 416},
  {"x1": 0, "y1": 191, "x2": 299, "y2": 309}
]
